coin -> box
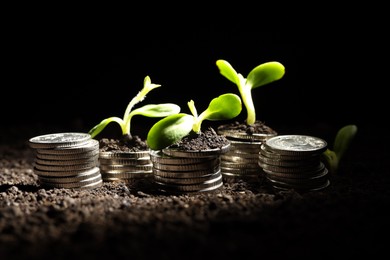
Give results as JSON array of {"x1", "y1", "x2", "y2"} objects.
[
  {"x1": 153, "y1": 166, "x2": 220, "y2": 179},
  {"x1": 152, "y1": 157, "x2": 220, "y2": 171},
  {"x1": 218, "y1": 129, "x2": 276, "y2": 142},
  {"x1": 35, "y1": 139, "x2": 99, "y2": 155},
  {"x1": 154, "y1": 173, "x2": 223, "y2": 193},
  {"x1": 99, "y1": 150, "x2": 150, "y2": 159},
  {"x1": 154, "y1": 170, "x2": 221, "y2": 185},
  {"x1": 264, "y1": 135, "x2": 327, "y2": 155},
  {"x1": 150, "y1": 150, "x2": 210, "y2": 164},
  {"x1": 38, "y1": 167, "x2": 101, "y2": 184},
  {"x1": 29, "y1": 132, "x2": 92, "y2": 149},
  {"x1": 162, "y1": 143, "x2": 230, "y2": 158}
]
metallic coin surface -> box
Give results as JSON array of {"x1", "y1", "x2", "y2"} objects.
[
  {"x1": 153, "y1": 166, "x2": 220, "y2": 179},
  {"x1": 162, "y1": 143, "x2": 230, "y2": 158},
  {"x1": 35, "y1": 139, "x2": 99, "y2": 155},
  {"x1": 218, "y1": 129, "x2": 276, "y2": 142},
  {"x1": 38, "y1": 167, "x2": 101, "y2": 184},
  {"x1": 99, "y1": 150, "x2": 150, "y2": 159},
  {"x1": 264, "y1": 135, "x2": 327, "y2": 155},
  {"x1": 29, "y1": 132, "x2": 91, "y2": 149}
]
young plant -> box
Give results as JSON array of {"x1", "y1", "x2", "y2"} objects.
[
  {"x1": 88, "y1": 75, "x2": 180, "y2": 142},
  {"x1": 147, "y1": 93, "x2": 242, "y2": 150},
  {"x1": 216, "y1": 59, "x2": 285, "y2": 125},
  {"x1": 321, "y1": 124, "x2": 358, "y2": 174}
]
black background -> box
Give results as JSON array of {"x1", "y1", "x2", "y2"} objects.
[{"x1": 2, "y1": 8, "x2": 384, "y2": 143}]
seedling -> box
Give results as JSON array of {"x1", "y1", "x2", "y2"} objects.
[
  {"x1": 322, "y1": 124, "x2": 358, "y2": 174},
  {"x1": 147, "y1": 93, "x2": 242, "y2": 150},
  {"x1": 216, "y1": 59, "x2": 285, "y2": 125},
  {"x1": 88, "y1": 75, "x2": 180, "y2": 142}
]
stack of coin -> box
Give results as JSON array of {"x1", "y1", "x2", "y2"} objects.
[
  {"x1": 217, "y1": 130, "x2": 277, "y2": 183},
  {"x1": 28, "y1": 132, "x2": 102, "y2": 190},
  {"x1": 258, "y1": 135, "x2": 329, "y2": 191},
  {"x1": 149, "y1": 144, "x2": 230, "y2": 194},
  {"x1": 99, "y1": 150, "x2": 153, "y2": 185}
]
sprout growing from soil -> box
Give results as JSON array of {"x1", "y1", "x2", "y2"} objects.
[
  {"x1": 216, "y1": 59, "x2": 285, "y2": 125},
  {"x1": 322, "y1": 124, "x2": 358, "y2": 174},
  {"x1": 146, "y1": 93, "x2": 242, "y2": 150},
  {"x1": 88, "y1": 75, "x2": 180, "y2": 142}
]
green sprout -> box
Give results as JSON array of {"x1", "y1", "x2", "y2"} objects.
[
  {"x1": 88, "y1": 75, "x2": 181, "y2": 142},
  {"x1": 216, "y1": 59, "x2": 285, "y2": 125},
  {"x1": 321, "y1": 124, "x2": 358, "y2": 174},
  {"x1": 146, "y1": 93, "x2": 242, "y2": 150}
]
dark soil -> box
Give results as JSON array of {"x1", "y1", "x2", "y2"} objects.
[
  {"x1": 217, "y1": 120, "x2": 278, "y2": 136},
  {"x1": 0, "y1": 123, "x2": 388, "y2": 259}
]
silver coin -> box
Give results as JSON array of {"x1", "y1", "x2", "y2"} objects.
[
  {"x1": 99, "y1": 157, "x2": 151, "y2": 166},
  {"x1": 266, "y1": 177, "x2": 330, "y2": 191},
  {"x1": 266, "y1": 168, "x2": 329, "y2": 185},
  {"x1": 39, "y1": 174, "x2": 103, "y2": 189},
  {"x1": 34, "y1": 156, "x2": 99, "y2": 166},
  {"x1": 221, "y1": 161, "x2": 259, "y2": 169},
  {"x1": 102, "y1": 171, "x2": 152, "y2": 179},
  {"x1": 153, "y1": 166, "x2": 220, "y2": 179},
  {"x1": 35, "y1": 139, "x2": 99, "y2": 155},
  {"x1": 152, "y1": 157, "x2": 220, "y2": 172},
  {"x1": 37, "y1": 167, "x2": 101, "y2": 184},
  {"x1": 221, "y1": 154, "x2": 259, "y2": 164},
  {"x1": 264, "y1": 135, "x2": 327, "y2": 155},
  {"x1": 149, "y1": 150, "x2": 209, "y2": 164},
  {"x1": 99, "y1": 150, "x2": 150, "y2": 159},
  {"x1": 221, "y1": 166, "x2": 263, "y2": 175},
  {"x1": 33, "y1": 166, "x2": 100, "y2": 177},
  {"x1": 100, "y1": 163, "x2": 153, "y2": 172},
  {"x1": 263, "y1": 164, "x2": 327, "y2": 179},
  {"x1": 29, "y1": 132, "x2": 91, "y2": 149},
  {"x1": 259, "y1": 161, "x2": 324, "y2": 174},
  {"x1": 258, "y1": 154, "x2": 320, "y2": 167},
  {"x1": 154, "y1": 170, "x2": 222, "y2": 185},
  {"x1": 34, "y1": 161, "x2": 98, "y2": 172},
  {"x1": 259, "y1": 145, "x2": 320, "y2": 160},
  {"x1": 154, "y1": 173, "x2": 223, "y2": 192},
  {"x1": 36, "y1": 149, "x2": 99, "y2": 160},
  {"x1": 218, "y1": 129, "x2": 277, "y2": 142},
  {"x1": 162, "y1": 143, "x2": 230, "y2": 158}
]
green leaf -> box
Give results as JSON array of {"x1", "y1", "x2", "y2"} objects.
[
  {"x1": 333, "y1": 124, "x2": 358, "y2": 160},
  {"x1": 146, "y1": 113, "x2": 194, "y2": 150},
  {"x1": 216, "y1": 60, "x2": 240, "y2": 85},
  {"x1": 246, "y1": 61, "x2": 285, "y2": 89},
  {"x1": 130, "y1": 103, "x2": 181, "y2": 118},
  {"x1": 201, "y1": 93, "x2": 242, "y2": 121},
  {"x1": 321, "y1": 149, "x2": 339, "y2": 174},
  {"x1": 88, "y1": 117, "x2": 125, "y2": 138}
]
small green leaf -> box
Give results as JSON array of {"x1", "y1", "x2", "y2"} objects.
[
  {"x1": 88, "y1": 117, "x2": 124, "y2": 139},
  {"x1": 201, "y1": 93, "x2": 242, "y2": 121},
  {"x1": 333, "y1": 124, "x2": 358, "y2": 160},
  {"x1": 216, "y1": 60, "x2": 240, "y2": 85},
  {"x1": 147, "y1": 113, "x2": 194, "y2": 150},
  {"x1": 130, "y1": 103, "x2": 181, "y2": 118},
  {"x1": 322, "y1": 149, "x2": 339, "y2": 175},
  {"x1": 246, "y1": 62, "x2": 285, "y2": 89}
]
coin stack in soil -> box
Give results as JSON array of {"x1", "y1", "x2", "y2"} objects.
[
  {"x1": 28, "y1": 132, "x2": 102, "y2": 190},
  {"x1": 98, "y1": 150, "x2": 153, "y2": 185},
  {"x1": 258, "y1": 134, "x2": 329, "y2": 191},
  {"x1": 217, "y1": 131, "x2": 276, "y2": 184},
  {"x1": 149, "y1": 144, "x2": 230, "y2": 194}
]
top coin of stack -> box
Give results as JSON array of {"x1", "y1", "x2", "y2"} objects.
[
  {"x1": 258, "y1": 135, "x2": 329, "y2": 191},
  {"x1": 28, "y1": 132, "x2": 102, "y2": 190}
]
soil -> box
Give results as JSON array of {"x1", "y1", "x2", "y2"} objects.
[{"x1": 0, "y1": 122, "x2": 388, "y2": 259}]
